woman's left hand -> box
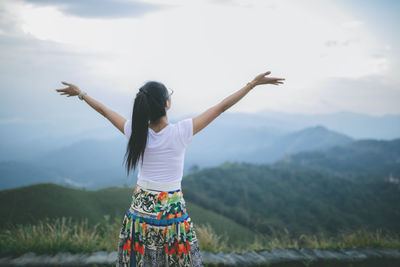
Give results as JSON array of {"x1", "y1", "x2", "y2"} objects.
[
  {"x1": 251, "y1": 71, "x2": 285, "y2": 87},
  {"x1": 55, "y1": 81, "x2": 82, "y2": 97}
]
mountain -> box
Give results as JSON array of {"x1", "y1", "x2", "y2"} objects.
[
  {"x1": 2, "y1": 159, "x2": 399, "y2": 243},
  {"x1": 0, "y1": 159, "x2": 137, "y2": 191},
  {"x1": 0, "y1": 124, "x2": 353, "y2": 190},
  {"x1": 275, "y1": 138, "x2": 400, "y2": 179},
  {"x1": 185, "y1": 124, "x2": 352, "y2": 166},
  {"x1": 256, "y1": 109, "x2": 400, "y2": 140},
  {"x1": 1, "y1": 111, "x2": 399, "y2": 191},
  {"x1": 2, "y1": 110, "x2": 399, "y2": 163},
  {"x1": 181, "y1": 162, "x2": 400, "y2": 236},
  {"x1": 0, "y1": 122, "x2": 120, "y2": 162},
  {"x1": 0, "y1": 161, "x2": 58, "y2": 190},
  {"x1": 238, "y1": 125, "x2": 353, "y2": 164}
]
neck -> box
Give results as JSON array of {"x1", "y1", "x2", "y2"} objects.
[{"x1": 149, "y1": 116, "x2": 169, "y2": 129}]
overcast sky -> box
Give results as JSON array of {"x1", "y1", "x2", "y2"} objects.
[{"x1": 1, "y1": 0, "x2": 399, "y2": 131}]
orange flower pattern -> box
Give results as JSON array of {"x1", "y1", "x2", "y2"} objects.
[{"x1": 116, "y1": 184, "x2": 203, "y2": 267}]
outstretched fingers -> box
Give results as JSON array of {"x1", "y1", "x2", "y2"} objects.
[
  {"x1": 272, "y1": 78, "x2": 285, "y2": 85},
  {"x1": 55, "y1": 81, "x2": 73, "y2": 93}
]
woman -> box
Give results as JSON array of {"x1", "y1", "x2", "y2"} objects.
[{"x1": 55, "y1": 71, "x2": 285, "y2": 266}]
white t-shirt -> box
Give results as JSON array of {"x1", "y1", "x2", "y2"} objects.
[{"x1": 124, "y1": 118, "x2": 193, "y2": 183}]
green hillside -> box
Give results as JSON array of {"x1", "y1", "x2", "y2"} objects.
[
  {"x1": 0, "y1": 183, "x2": 257, "y2": 245},
  {"x1": 0, "y1": 183, "x2": 131, "y2": 228},
  {"x1": 2, "y1": 138, "x2": 400, "y2": 247},
  {"x1": 181, "y1": 162, "x2": 400, "y2": 236}
]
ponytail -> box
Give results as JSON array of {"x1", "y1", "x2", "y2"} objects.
[{"x1": 124, "y1": 81, "x2": 169, "y2": 176}]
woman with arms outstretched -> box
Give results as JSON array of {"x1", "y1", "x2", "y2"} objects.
[{"x1": 55, "y1": 71, "x2": 284, "y2": 267}]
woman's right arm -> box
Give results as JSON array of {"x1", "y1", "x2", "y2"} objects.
[
  {"x1": 192, "y1": 71, "x2": 285, "y2": 136},
  {"x1": 55, "y1": 81, "x2": 127, "y2": 135}
]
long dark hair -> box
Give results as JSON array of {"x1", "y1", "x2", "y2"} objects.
[{"x1": 124, "y1": 81, "x2": 170, "y2": 176}]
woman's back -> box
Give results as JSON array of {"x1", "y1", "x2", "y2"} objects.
[
  {"x1": 124, "y1": 117, "x2": 193, "y2": 183},
  {"x1": 56, "y1": 72, "x2": 284, "y2": 267}
]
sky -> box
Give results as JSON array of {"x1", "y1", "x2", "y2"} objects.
[{"x1": 0, "y1": 0, "x2": 399, "y2": 133}]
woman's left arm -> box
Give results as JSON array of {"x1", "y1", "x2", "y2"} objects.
[{"x1": 55, "y1": 81, "x2": 127, "y2": 135}]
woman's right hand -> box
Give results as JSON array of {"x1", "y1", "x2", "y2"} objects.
[
  {"x1": 251, "y1": 71, "x2": 285, "y2": 87},
  {"x1": 55, "y1": 81, "x2": 82, "y2": 97}
]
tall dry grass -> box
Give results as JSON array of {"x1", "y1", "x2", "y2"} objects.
[
  {"x1": 195, "y1": 223, "x2": 227, "y2": 252},
  {"x1": 0, "y1": 215, "x2": 121, "y2": 256},
  {"x1": 1, "y1": 216, "x2": 399, "y2": 257}
]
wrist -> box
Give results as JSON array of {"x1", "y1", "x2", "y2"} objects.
[
  {"x1": 78, "y1": 91, "x2": 87, "y2": 100},
  {"x1": 247, "y1": 81, "x2": 257, "y2": 89}
]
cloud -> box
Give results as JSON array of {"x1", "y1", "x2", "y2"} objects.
[
  {"x1": 341, "y1": 20, "x2": 364, "y2": 29},
  {"x1": 325, "y1": 40, "x2": 338, "y2": 47},
  {"x1": 211, "y1": 0, "x2": 277, "y2": 8},
  {"x1": 1, "y1": 0, "x2": 398, "y2": 124},
  {"x1": 315, "y1": 74, "x2": 400, "y2": 116},
  {"x1": 0, "y1": 3, "x2": 115, "y2": 124},
  {"x1": 21, "y1": 0, "x2": 170, "y2": 19},
  {"x1": 212, "y1": 0, "x2": 235, "y2": 4},
  {"x1": 0, "y1": 2, "x2": 25, "y2": 35},
  {"x1": 324, "y1": 37, "x2": 360, "y2": 47}
]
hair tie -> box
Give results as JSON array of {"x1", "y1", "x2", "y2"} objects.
[{"x1": 139, "y1": 88, "x2": 149, "y2": 96}]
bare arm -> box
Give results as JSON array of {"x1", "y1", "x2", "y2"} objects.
[
  {"x1": 55, "y1": 82, "x2": 126, "y2": 134},
  {"x1": 192, "y1": 82, "x2": 254, "y2": 135},
  {"x1": 192, "y1": 71, "x2": 285, "y2": 136}
]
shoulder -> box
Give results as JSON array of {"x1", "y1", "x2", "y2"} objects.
[
  {"x1": 124, "y1": 119, "x2": 132, "y2": 140},
  {"x1": 175, "y1": 118, "x2": 193, "y2": 145}
]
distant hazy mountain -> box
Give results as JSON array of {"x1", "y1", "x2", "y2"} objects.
[
  {"x1": 0, "y1": 161, "x2": 57, "y2": 190},
  {"x1": 237, "y1": 125, "x2": 354, "y2": 164},
  {"x1": 275, "y1": 138, "x2": 400, "y2": 179},
  {"x1": 2, "y1": 110, "x2": 399, "y2": 162},
  {"x1": 256, "y1": 109, "x2": 400, "y2": 140},
  {"x1": 182, "y1": 116, "x2": 355, "y2": 167},
  {"x1": 0, "y1": 160, "x2": 135, "y2": 191},
  {"x1": 1, "y1": 110, "x2": 399, "y2": 190},
  {"x1": 0, "y1": 124, "x2": 353, "y2": 190},
  {"x1": 0, "y1": 122, "x2": 120, "y2": 162}
]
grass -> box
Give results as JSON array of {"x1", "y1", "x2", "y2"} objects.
[
  {"x1": 228, "y1": 227, "x2": 400, "y2": 253},
  {"x1": 0, "y1": 216, "x2": 399, "y2": 257},
  {"x1": 0, "y1": 216, "x2": 119, "y2": 257},
  {"x1": 0, "y1": 183, "x2": 258, "y2": 246}
]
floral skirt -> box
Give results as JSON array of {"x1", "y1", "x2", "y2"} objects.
[{"x1": 116, "y1": 183, "x2": 204, "y2": 267}]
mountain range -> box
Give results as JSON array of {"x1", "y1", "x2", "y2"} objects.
[{"x1": 0, "y1": 111, "x2": 399, "y2": 190}]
